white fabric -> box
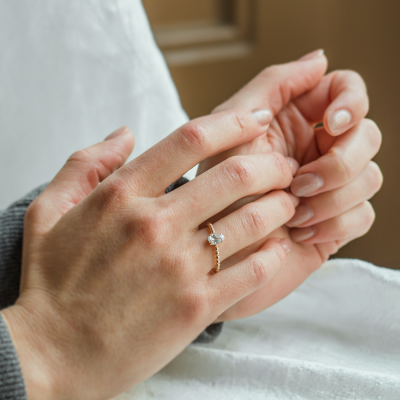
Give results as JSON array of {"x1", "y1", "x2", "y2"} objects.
[
  {"x1": 0, "y1": 0, "x2": 189, "y2": 208},
  {"x1": 117, "y1": 259, "x2": 400, "y2": 400}
]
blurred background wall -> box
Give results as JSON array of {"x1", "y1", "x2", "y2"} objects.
[{"x1": 142, "y1": 0, "x2": 400, "y2": 269}]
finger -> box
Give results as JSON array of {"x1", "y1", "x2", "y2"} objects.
[
  {"x1": 290, "y1": 119, "x2": 382, "y2": 197},
  {"x1": 118, "y1": 52, "x2": 327, "y2": 196},
  {"x1": 117, "y1": 108, "x2": 273, "y2": 197},
  {"x1": 191, "y1": 190, "x2": 295, "y2": 272},
  {"x1": 287, "y1": 161, "x2": 383, "y2": 228},
  {"x1": 208, "y1": 238, "x2": 290, "y2": 314},
  {"x1": 26, "y1": 127, "x2": 135, "y2": 232},
  {"x1": 289, "y1": 201, "x2": 375, "y2": 244},
  {"x1": 215, "y1": 49, "x2": 327, "y2": 115},
  {"x1": 166, "y1": 152, "x2": 294, "y2": 228},
  {"x1": 294, "y1": 70, "x2": 369, "y2": 136}
]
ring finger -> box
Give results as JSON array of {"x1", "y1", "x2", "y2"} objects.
[
  {"x1": 287, "y1": 161, "x2": 383, "y2": 228},
  {"x1": 190, "y1": 190, "x2": 296, "y2": 272}
]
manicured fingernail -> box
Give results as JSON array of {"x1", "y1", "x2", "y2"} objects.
[
  {"x1": 286, "y1": 157, "x2": 299, "y2": 175},
  {"x1": 328, "y1": 109, "x2": 352, "y2": 134},
  {"x1": 105, "y1": 126, "x2": 129, "y2": 141},
  {"x1": 287, "y1": 193, "x2": 300, "y2": 207},
  {"x1": 290, "y1": 226, "x2": 315, "y2": 242},
  {"x1": 291, "y1": 173, "x2": 324, "y2": 197},
  {"x1": 286, "y1": 204, "x2": 314, "y2": 227},
  {"x1": 252, "y1": 108, "x2": 273, "y2": 127},
  {"x1": 279, "y1": 238, "x2": 292, "y2": 254},
  {"x1": 298, "y1": 49, "x2": 324, "y2": 61}
]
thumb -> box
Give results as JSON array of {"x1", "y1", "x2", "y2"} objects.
[
  {"x1": 26, "y1": 126, "x2": 135, "y2": 233},
  {"x1": 214, "y1": 49, "x2": 327, "y2": 116}
]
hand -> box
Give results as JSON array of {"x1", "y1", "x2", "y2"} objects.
[
  {"x1": 2, "y1": 111, "x2": 297, "y2": 399},
  {"x1": 198, "y1": 50, "x2": 383, "y2": 321}
]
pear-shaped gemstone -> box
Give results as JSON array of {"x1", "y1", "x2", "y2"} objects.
[{"x1": 208, "y1": 233, "x2": 224, "y2": 245}]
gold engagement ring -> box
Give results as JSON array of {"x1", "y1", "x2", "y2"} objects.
[{"x1": 206, "y1": 222, "x2": 224, "y2": 273}]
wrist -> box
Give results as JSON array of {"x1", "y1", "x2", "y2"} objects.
[{"x1": 1, "y1": 304, "x2": 63, "y2": 400}]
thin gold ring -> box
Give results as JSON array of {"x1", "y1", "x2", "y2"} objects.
[{"x1": 206, "y1": 222, "x2": 224, "y2": 273}]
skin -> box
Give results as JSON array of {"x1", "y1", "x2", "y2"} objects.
[
  {"x1": 1, "y1": 111, "x2": 297, "y2": 399},
  {"x1": 0, "y1": 51, "x2": 382, "y2": 399},
  {"x1": 198, "y1": 50, "x2": 383, "y2": 321}
]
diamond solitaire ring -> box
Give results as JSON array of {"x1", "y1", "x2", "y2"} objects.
[{"x1": 206, "y1": 222, "x2": 224, "y2": 273}]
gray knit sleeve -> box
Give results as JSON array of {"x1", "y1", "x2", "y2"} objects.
[
  {"x1": 0, "y1": 315, "x2": 26, "y2": 400},
  {"x1": 0, "y1": 185, "x2": 48, "y2": 400}
]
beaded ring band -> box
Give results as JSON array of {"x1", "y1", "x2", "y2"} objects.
[{"x1": 206, "y1": 222, "x2": 225, "y2": 273}]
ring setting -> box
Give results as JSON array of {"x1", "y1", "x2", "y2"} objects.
[{"x1": 206, "y1": 222, "x2": 224, "y2": 273}]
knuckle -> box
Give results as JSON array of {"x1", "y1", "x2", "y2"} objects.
[
  {"x1": 247, "y1": 255, "x2": 270, "y2": 287},
  {"x1": 222, "y1": 157, "x2": 255, "y2": 190},
  {"x1": 268, "y1": 152, "x2": 291, "y2": 183},
  {"x1": 261, "y1": 64, "x2": 281, "y2": 80},
  {"x1": 67, "y1": 149, "x2": 92, "y2": 165},
  {"x1": 178, "y1": 121, "x2": 213, "y2": 155},
  {"x1": 330, "y1": 189, "x2": 344, "y2": 215},
  {"x1": 362, "y1": 118, "x2": 382, "y2": 151},
  {"x1": 230, "y1": 110, "x2": 246, "y2": 136},
  {"x1": 279, "y1": 192, "x2": 295, "y2": 218},
  {"x1": 328, "y1": 147, "x2": 353, "y2": 182},
  {"x1": 272, "y1": 243, "x2": 287, "y2": 265},
  {"x1": 241, "y1": 204, "x2": 268, "y2": 237},
  {"x1": 334, "y1": 214, "x2": 348, "y2": 237},
  {"x1": 178, "y1": 287, "x2": 209, "y2": 322},
  {"x1": 136, "y1": 207, "x2": 170, "y2": 246},
  {"x1": 366, "y1": 161, "x2": 384, "y2": 194},
  {"x1": 96, "y1": 177, "x2": 128, "y2": 210}
]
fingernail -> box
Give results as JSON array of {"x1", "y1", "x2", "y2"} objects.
[
  {"x1": 298, "y1": 49, "x2": 324, "y2": 61},
  {"x1": 279, "y1": 238, "x2": 292, "y2": 254},
  {"x1": 291, "y1": 173, "x2": 324, "y2": 197},
  {"x1": 286, "y1": 157, "x2": 299, "y2": 176},
  {"x1": 290, "y1": 226, "x2": 315, "y2": 242},
  {"x1": 328, "y1": 109, "x2": 352, "y2": 134},
  {"x1": 252, "y1": 108, "x2": 273, "y2": 127},
  {"x1": 286, "y1": 193, "x2": 300, "y2": 208},
  {"x1": 286, "y1": 204, "x2": 314, "y2": 227},
  {"x1": 105, "y1": 126, "x2": 129, "y2": 141}
]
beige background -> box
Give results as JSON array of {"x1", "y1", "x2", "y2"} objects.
[{"x1": 143, "y1": 0, "x2": 400, "y2": 269}]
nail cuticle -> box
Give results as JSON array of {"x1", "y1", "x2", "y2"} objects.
[
  {"x1": 251, "y1": 108, "x2": 273, "y2": 127},
  {"x1": 328, "y1": 109, "x2": 352, "y2": 134},
  {"x1": 291, "y1": 226, "x2": 316, "y2": 242},
  {"x1": 286, "y1": 204, "x2": 314, "y2": 227},
  {"x1": 291, "y1": 173, "x2": 324, "y2": 197}
]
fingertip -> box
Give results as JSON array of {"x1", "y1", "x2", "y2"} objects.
[
  {"x1": 285, "y1": 157, "x2": 300, "y2": 176},
  {"x1": 298, "y1": 49, "x2": 325, "y2": 62},
  {"x1": 325, "y1": 109, "x2": 352, "y2": 136},
  {"x1": 105, "y1": 126, "x2": 130, "y2": 141},
  {"x1": 279, "y1": 238, "x2": 292, "y2": 254}
]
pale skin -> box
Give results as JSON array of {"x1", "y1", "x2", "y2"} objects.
[
  {"x1": 198, "y1": 49, "x2": 383, "y2": 321},
  {"x1": 0, "y1": 51, "x2": 382, "y2": 399}
]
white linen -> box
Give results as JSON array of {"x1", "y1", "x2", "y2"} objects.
[
  {"x1": 0, "y1": 0, "x2": 189, "y2": 208},
  {"x1": 117, "y1": 259, "x2": 400, "y2": 400}
]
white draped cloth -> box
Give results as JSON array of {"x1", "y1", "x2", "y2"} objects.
[
  {"x1": 117, "y1": 259, "x2": 400, "y2": 400},
  {"x1": 0, "y1": 0, "x2": 188, "y2": 208}
]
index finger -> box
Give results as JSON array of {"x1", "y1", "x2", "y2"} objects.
[{"x1": 294, "y1": 70, "x2": 369, "y2": 136}]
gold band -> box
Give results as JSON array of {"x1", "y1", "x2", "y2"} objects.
[{"x1": 206, "y1": 222, "x2": 221, "y2": 273}]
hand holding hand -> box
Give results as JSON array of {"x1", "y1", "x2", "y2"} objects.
[{"x1": 199, "y1": 50, "x2": 383, "y2": 321}]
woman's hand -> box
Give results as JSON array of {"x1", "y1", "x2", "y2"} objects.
[
  {"x1": 1, "y1": 110, "x2": 297, "y2": 400},
  {"x1": 198, "y1": 50, "x2": 383, "y2": 321}
]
